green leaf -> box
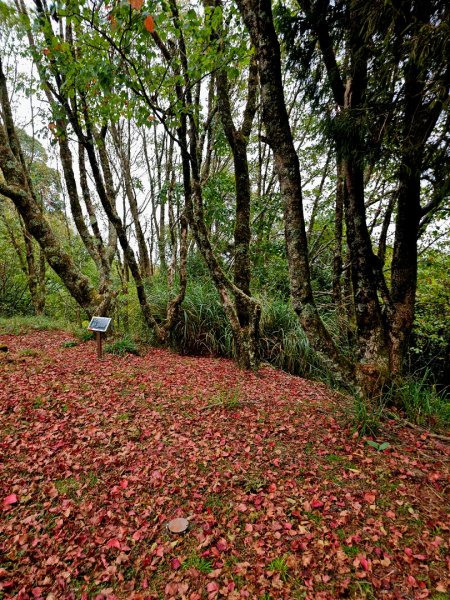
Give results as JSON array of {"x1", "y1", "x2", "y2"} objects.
[{"x1": 366, "y1": 440, "x2": 380, "y2": 449}]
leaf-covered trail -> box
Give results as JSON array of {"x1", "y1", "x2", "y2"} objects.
[{"x1": 0, "y1": 331, "x2": 448, "y2": 599}]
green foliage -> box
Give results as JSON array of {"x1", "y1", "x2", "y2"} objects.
[
  {"x1": 0, "y1": 315, "x2": 70, "y2": 334},
  {"x1": 350, "y1": 394, "x2": 384, "y2": 437},
  {"x1": 393, "y1": 374, "x2": 450, "y2": 428},
  {"x1": 209, "y1": 387, "x2": 242, "y2": 410},
  {"x1": 411, "y1": 250, "x2": 450, "y2": 386},
  {"x1": 115, "y1": 269, "x2": 334, "y2": 382},
  {"x1": 182, "y1": 555, "x2": 213, "y2": 574},
  {"x1": 366, "y1": 440, "x2": 390, "y2": 452},
  {"x1": 73, "y1": 328, "x2": 94, "y2": 342},
  {"x1": 62, "y1": 340, "x2": 78, "y2": 348},
  {"x1": 259, "y1": 296, "x2": 328, "y2": 379},
  {"x1": 267, "y1": 555, "x2": 290, "y2": 581},
  {"x1": 104, "y1": 336, "x2": 139, "y2": 357}
]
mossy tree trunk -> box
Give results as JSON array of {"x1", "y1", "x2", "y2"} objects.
[{"x1": 236, "y1": 0, "x2": 353, "y2": 381}]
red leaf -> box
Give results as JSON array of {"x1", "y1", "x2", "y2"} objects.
[
  {"x1": 3, "y1": 494, "x2": 18, "y2": 507},
  {"x1": 364, "y1": 492, "x2": 376, "y2": 504},
  {"x1": 129, "y1": 0, "x2": 144, "y2": 8},
  {"x1": 216, "y1": 539, "x2": 227, "y2": 551},
  {"x1": 360, "y1": 557, "x2": 369, "y2": 571},
  {"x1": 311, "y1": 499, "x2": 324, "y2": 509},
  {"x1": 144, "y1": 15, "x2": 155, "y2": 32},
  {"x1": 171, "y1": 558, "x2": 181, "y2": 570},
  {"x1": 206, "y1": 582, "x2": 219, "y2": 592},
  {"x1": 106, "y1": 538, "x2": 121, "y2": 550}
]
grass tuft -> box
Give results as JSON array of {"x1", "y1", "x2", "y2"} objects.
[{"x1": 104, "y1": 336, "x2": 139, "y2": 357}]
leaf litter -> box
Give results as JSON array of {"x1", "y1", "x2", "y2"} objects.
[{"x1": 0, "y1": 331, "x2": 448, "y2": 599}]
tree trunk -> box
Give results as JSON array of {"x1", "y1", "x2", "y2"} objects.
[
  {"x1": 22, "y1": 224, "x2": 45, "y2": 315},
  {"x1": 216, "y1": 44, "x2": 258, "y2": 329},
  {"x1": 111, "y1": 122, "x2": 152, "y2": 278},
  {"x1": 236, "y1": 0, "x2": 353, "y2": 381},
  {"x1": 163, "y1": 0, "x2": 261, "y2": 369}
]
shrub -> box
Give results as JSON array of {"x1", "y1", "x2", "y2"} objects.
[{"x1": 104, "y1": 336, "x2": 139, "y2": 356}]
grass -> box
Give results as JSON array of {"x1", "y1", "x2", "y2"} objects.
[
  {"x1": 349, "y1": 393, "x2": 385, "y2": 437},
  {"x1": 54, "y1": 477, "x2": 80, "y2": 499},
  {"x1": 267, "y1": 555, "x2": 290, "y2": 581},
  {"x1": 394, "y1": 373, "x2": 450, "y2": 428},
  {"x1": 62, "y1": 340, "x2": 78, "y2": 348},
  {"x1": 18, "y1": 348, "x2": 41, "y2": 357},
  {"x1": 104, "y1": 336, "x2": 139, "y2": 356},
  {"x1": 343, "y1": 545, "x2": 360, "y2": 558},
  {"x1": 208, "y1": 386, "x2": 242, "y2": 410},
  {"x1": 182, "y1": 554, "x2": 213, "y2": 574},
  {"x1": 0, "y1": 315, "x2": 70, "y2": 334}
]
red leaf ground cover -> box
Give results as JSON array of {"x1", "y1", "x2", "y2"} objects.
[{"x1": 0, "y1": 331, "x2": 448, "y2": 599}]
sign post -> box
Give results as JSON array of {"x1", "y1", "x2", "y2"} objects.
[{"x1": 88, "y1": 317, "x2": 112, "y2": 360}]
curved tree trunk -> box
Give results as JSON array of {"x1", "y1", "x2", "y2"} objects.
[
  {"x1": 0, "y1": 55, "x2": 99, "y2": 314},
  {"x1": 111, "y1": 121, "x2": 152, "y2": 278}
]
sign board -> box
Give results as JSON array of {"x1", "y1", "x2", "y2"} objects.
[{"x1": 88, "y1": 316, "x2": 112, "y2": 333}]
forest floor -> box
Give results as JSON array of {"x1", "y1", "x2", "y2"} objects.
[{"x1": 0, "y1": 330, "x2": 449, "y2": 600}]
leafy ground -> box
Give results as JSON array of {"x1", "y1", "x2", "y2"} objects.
[{"x1": 0, "y1": 331, "x2": 449, "y2": 600}]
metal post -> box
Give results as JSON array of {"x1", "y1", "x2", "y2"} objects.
[{"x1": 96, "y1": 331, "x2": 102, "y2": 359}]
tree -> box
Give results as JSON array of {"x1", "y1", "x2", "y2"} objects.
[
  {"x1": 236, "y1": 0, "x2": 449, "y2": 393},
  {"x1": 0, "y1": 54, "x2": 100, "y2": 315}
]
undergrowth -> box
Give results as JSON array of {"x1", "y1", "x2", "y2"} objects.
[
  {"x1": 0, "y1": 315, "x2": 70, "y2": 334},
  {"x1": 1, "y1": 283, "x2": 448, "y2": 432},
  {"x1": 348, "y1": 372, "x2": 449, "y2": 436},
  {"x1": 391, "y1": 373, "x2": 449, "y2": 428},
  {"x1": 104, "y1": 336, "x2": 139, "y2": 357}
]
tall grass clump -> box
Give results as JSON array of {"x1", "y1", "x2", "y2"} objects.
[
  {"x1": 104, "y1": 335, "x2": 139, "y2": 356},
  {"x1": 150, "y1": 277, "x2": 234, "y2": 357},
  {"x1": 259, "y1": 295, "x2": 328, "y2": 379},
  {"x1": 393, "y1": 371, "x2": 450, "y2": 428}
]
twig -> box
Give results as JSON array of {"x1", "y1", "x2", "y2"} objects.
[{"x1": 401, "y1": 420, "x2": 450, "y2": 443}]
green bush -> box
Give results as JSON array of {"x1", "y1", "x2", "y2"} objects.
[
  {"x1": 104, "y1": 336, "x2": 139, "y2": 356},
  {"x1": 73, "y1": 328, "x2": 94, "y2": 342}
]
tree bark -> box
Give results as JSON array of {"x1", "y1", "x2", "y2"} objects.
[
  {"x1": 236, "y1": 0, "x2": 353, "y2": 380},
  {"x1": 111, "y1": 121, "x2": 152, "y2": 278},
  {"x1": 215, "y1": 40, "x2": 258, "y2": 328}
]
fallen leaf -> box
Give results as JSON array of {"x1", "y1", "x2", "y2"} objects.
[{"x1": 3, "y1": 494, "x2": 18, "y2": 506}]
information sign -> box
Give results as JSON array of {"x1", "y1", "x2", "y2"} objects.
[
  {"x1": 88, "y1": 317, "x2": 112, "y2": 333},
  {"x1": 88, "y1": 316, "x2": 111, "y2": 359}
]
